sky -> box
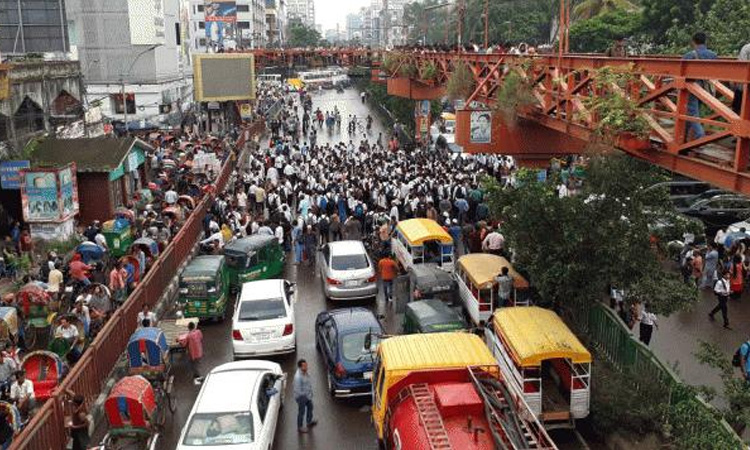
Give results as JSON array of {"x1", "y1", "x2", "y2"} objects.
[{"x1": 315, "y1": 0, "x2": 372, "y2": 31}]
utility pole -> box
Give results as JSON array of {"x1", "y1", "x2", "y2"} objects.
[
  {"x1": 457, "y1": 0, "x2": 465, "y2": 51},
  {"x1": 483, "y1": 0, "x2": 489, "y2": 49}
]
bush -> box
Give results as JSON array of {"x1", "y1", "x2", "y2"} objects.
[
  {"x1": 446, "y1": 62, "x2": 476, "y2": 100},
  {"x1": 494, "y1": 68, "x2": 536, "y2": 124},
  {"x1": 421, "y1": 61, "x2": 438, "y2": 81}
]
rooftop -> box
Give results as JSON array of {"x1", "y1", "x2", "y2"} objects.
[{"x1": 32, "y1": 137, "x2": 152, "y2": 172}]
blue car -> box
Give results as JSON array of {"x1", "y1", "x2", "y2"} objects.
[{"x1": 315, "y1": 307, "x2": 383, "y2": 399}]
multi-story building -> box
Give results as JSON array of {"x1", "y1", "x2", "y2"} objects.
[
  {"x1": 346, "y1": 13, "x2": 362, "y2": 42},
  {"x1": 188, "y1": 0, "x2": 267, "y2": 52},
  {"x1": 378, "y1": 0, "x2": 408, "y2": 47},
  {"x1": 286, "y1": 0, "x2": 314, "y2": 28},
  {"x1": 66, "y1": 0, "x2": 192, "y2": 129},
  {"x1": 265, "y1": 0, "x2": 286, "y2": 47},
  {"x1": 0, "y1": 0, "x2": 69, "y2": 55},
  {"x1": 359, "y1": 6, "x2": 379, "y2": 48}
]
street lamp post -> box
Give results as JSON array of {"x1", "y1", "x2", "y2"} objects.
[{"x1": 120, "y1": 44, "x2": 159, "y2": 134}]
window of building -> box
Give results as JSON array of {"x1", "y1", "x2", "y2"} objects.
[
  {"x1": 175, "y1": 23, "x2": 181, "y2": 45},
  {"x1": 199, "y1": 21, "x2": 205, "y2": 29},
  {"x1": 237, "y1": 22, "x2": 250, "y2": 29},
  {"x1": 197, "y1": 4, "x2": 204, "y2": 12},
  {"x1": 199, "y1": 38, "x2": 207, "y2": 46},
  {"x1": 111, "y1": 93, "x2": 136, "y2": 115},
  {"x1": 237, "y1": 4, "x2": 250, "y2": 12}
]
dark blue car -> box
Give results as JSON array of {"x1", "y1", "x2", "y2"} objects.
[{"x1": 315, "y1": 307, "x2": 383, "y2": 399}]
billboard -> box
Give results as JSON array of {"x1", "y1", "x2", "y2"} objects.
[
  {"x1": 21, "y1": 163, "x2": 79, "y2": 223},
  {"x1": 204, "y1": 0, "x2": 237, "y2": 48},
  {"x1": 470, "y1": 110, "x2": 492, "y2": 144},
  {"x1": 193, "y1": 54, "x2": 256, "y2": 102},
  {"x1": 0, "y1": 160, "x2": 30, "y2": 189},
  {"x1": 128, "y1": 0, "x2": 166, "y2": 45}
]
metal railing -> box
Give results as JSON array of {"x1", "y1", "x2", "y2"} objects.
[{"x1": 9, "y1": 120, "x2": 264, "y2": 450}]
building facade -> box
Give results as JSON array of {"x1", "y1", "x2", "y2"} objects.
[
  {"x1": 346, "y1": 13, "x2": 362, "y2": 43},
  {"x1": 265, "y1": 0, "x2": 286, "y2": 47},
  {"x1": 65, "y1": 0, "x2": 192, "y2": 130},
  {"x1": 286, "y1": 0, "x2": 314, "y2": 28},
  {"x1": 0, "y1": 0, "x2": 69, "y2": 55},
  {"x1": 188, "y1": 0, "x2": 267, "y2": 52}
]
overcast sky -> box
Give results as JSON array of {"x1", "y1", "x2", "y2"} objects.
[{"x1": 315, "y1": 0, "x2": 372, "y2": 31}]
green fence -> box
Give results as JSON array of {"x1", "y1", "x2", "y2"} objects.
[{"x1": 575, "y1": 303, "x2": 744, "y2": 449}]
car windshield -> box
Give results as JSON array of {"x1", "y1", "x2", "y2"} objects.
[
  {"x1": 182, "y1": 412, "x2": 253, "y2": 446},
  {"x1": 331, "y1": 254, "x2": 369, "y2": 271},
  {"x1": 238, "y1": 299, "x2": 286, "y2": 321},
  {"x1": 341, "y1": 331, "x2": 381, "y2": 362}
]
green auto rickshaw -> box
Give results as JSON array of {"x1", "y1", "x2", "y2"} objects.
[
  {"x1": 223, "y1": 235, "x2": 284, "y2": 290},
  {"x1": 178, "y1": 255, "x2": 231, "y2": 321},
  {"x1": 402, "y1": 299, "x2": 466, "y2": 334},
  {"x1": 102, "y1": 218, "x2": 134, "y2": 259}
]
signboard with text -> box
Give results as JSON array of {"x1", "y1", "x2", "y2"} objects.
[
  {"x1": 20, "y1": 163, "x2": 79, "y2": 223},
  {"x1": 0, "y1": 160, "x2": 30, "y2": 189}
]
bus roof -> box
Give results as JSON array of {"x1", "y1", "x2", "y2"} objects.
[
  {"x1": 287, "y1": 78, "x2": 304, "y2": 89},
  {"x1": 441, "y1": 112, "x2": 456, "y2": 121},
  {"x1": 492, "y1": 306, "x2": 592, "y2": 366},
  {"x1": 457, "y1": 254, "x2": 529, "y2": 289},
  {"x1": 396, "y1": 219, "x2": 453, "y2": 245},
  {"x1": 378, "y1": 332, "x2": 495, "y2": 372}
]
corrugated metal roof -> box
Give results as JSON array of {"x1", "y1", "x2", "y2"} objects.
[
  {"x1": 378, "y1": 332, "x2": 495, "y2": 371},
  {"x1": 492, "y1": 306, "x2": 592, "y2": 366},
  {"x1": 32, "y1": 137, "x2": 153, "y2": 172}
]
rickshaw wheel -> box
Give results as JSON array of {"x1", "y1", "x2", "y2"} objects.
[
  {"x1": 155, "y1": 402, "x2": 167, "y2": 429},
  {"x1": 168, "y1": 389, "x2": 177, "y2": 413}
]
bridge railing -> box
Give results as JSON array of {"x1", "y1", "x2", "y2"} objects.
[{"x1": 9, "y1": 120, "x2": 264, "y2": 450}]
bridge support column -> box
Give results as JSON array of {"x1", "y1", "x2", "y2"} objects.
[{"x1": 387, "y1": 77, "x2": 444, "y2": 100}]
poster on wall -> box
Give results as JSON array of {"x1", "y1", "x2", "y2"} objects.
[
  {"x1": 22, "y1": 171, "x2": 58, "y2": 222},
  {"x1": 58, "y1": 164, "x2": 79, "y2": 220},
  {"x1": 0, "y1": 160, "x2": 30, "y2": 189},
  {"x1": 204, "y1": 0, "x2": 237, "y2": 48},
  {"x1": 470, "y1": 110, "x2": 492, "y2": 144}
]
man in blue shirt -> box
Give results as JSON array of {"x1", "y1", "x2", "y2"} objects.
[
  {"x1": 682, "y1": 32, "x2": 717, "y2": 140},
  {"x1": 740, "y1": 339, "x2": 750, "y2": 382}
]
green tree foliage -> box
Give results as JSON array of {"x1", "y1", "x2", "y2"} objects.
[
  {"x1": 484, "y1": 155, "x2": 699, "y2": 315},
  {"x1": 661, "y1": 0, "x2": 750, "y2": 56},
  {"x1": 366, "y1": 81, "x2": 415, "y2": 134},
  {"x1": 446, "y1": 63, "x2": 475, "y2": 100},
  {"x1": 287, "y1": 22, "x2": 321, "y2": 48},
  {"x1": 572, "y1": 0, "x2": 638, "y2": 21},
  {"x1": 640, "y1": 0, "x2": 715, "y2": 46},
  {"x1": 569, "y1": 9, "x2": 643, "y2": 53}
]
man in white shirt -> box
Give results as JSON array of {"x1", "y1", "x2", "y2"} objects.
[
  {"x1": 482, "y1": 226, "x2": 505, "y2": 255},
  {"x1": 164, "y1": 188, "x2": 178, "y2": 205},
  {"x1": 710, "y1": 271, "x2": 731, "y2": 329},
  {"x1": 10, "y1": 370, "x2": 35, "y2": 416},
  {"x1": 638, "y1": 303, "x2": 658, "y2": 345},
  {"x1": 236, "y1": 190, "x2": 247, "y2": 212}
]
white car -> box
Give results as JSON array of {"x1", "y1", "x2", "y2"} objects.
[
  {"x1": 320, "y1": 241, "x2": 378, "y2": 301},
  {"x1": 177, "y1": 360, "x2": 285, "y2": 450},
  {"x1": 232, "y1": 279, "x2": 296, "y2": 358}
]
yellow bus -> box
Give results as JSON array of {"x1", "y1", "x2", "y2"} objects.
[
  {"x1": 485, "y1": 307, "x2": 592, "y2": 428},
  {"x1": 391, "y1": 218, "x2": 454, "y2": 273},
  {"x1": 455, "y1": 253, "x2": 530, "y2": 327},
  {"x1": 371, "y1": 332, "x2": 496, "y2": 440}
]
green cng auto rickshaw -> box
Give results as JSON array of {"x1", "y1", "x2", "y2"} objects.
[
  {"x1": 223, "y1": 235, "x2": 284, "y2": 290},
  {"x1": 402, "y1": 299, "x2": 466, "y2": 334},
  {"x1": 178, "y1": 256, "x2": 230, "y2": 321}
]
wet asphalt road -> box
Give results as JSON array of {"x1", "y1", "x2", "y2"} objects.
[{"x1": 159, "y1": 88, "x2": 398, "y2": 450}]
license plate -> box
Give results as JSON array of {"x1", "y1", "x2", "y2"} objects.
[
  {"x1": 345, "y1": 280, "x2": 359, "y2": 287},
  {"x1": 363, "y1": 371, "x2": 372, "y2": 380},
  {"x1": 255, "y1": 333, "x2": 270, "y2": 341}
]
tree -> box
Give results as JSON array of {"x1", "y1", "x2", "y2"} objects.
[
  {"x1": 639, "y1": 0, "x2": 715, "y2": 46},
  {"x1": 572, "y1": 0, "x2": 638, "y2": 21},
  {"x1": 484, "y1": 155, "x2": 699, "y2": 316},
  {"x1": 569, "y1": 9, "x2": 643, "y2": 53},
  {"x1": 287, "y1": 22, "x2": 321, "y2": 48}
]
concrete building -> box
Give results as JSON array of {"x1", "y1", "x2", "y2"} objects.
[
  {"x1": 188, "y1": 0, "x2": 267, "y2": 52},
  {"x1": 0, "y1": 0, "x2": 69, "y2": 55},
  {"x1": 66, "y1": 0, "x2": 192, "y2": 130},
  {"x1": 286, "y1": 0, "x2": 314, "y2": 28},
  {"x1": 346, "y1": 13, "x2": 362, "y2": 42},
  {"x1": 265, "y1": 0, "x2": 286, "y2": 47},
  {"x1": 0, "y1": 59, "x2": 84, "y2": 157}
]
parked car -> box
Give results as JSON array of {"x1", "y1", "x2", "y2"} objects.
[
  {"x1": 232, "y1": 279, "x2": 296, "y2": 359},
  {"x1": 672, "y1": 189, "x2": 731, "y2": 211},
  {"x1": 315, "y1": 307, "x2": 383, "y2": 398},
  {"x1": 646, "y1": 180, "x2": 713, "y2": 204},
  {"x1": 681, "y1": 194, "x2": 750, "y2": 230},
  {"x1": 319, "y1": 241, "x2": 378, "y2": 301},
  {"x1": 402, "y1": 299, "x2": 466, "y2": 334},
  {"x1": 177, "y1": 360, "x2": 285, "y2": 450}
]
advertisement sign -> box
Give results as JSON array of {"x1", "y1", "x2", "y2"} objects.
[
  {"x1": 58, "y1": 164, "x2": 79, "y2": 220},
  {"x1": 0, "y1": 160, "x2": 30, "y2": 189},
  {"x1": 22, "y1": 171, "x2": 58, "y2": 222},
  {"x1": 193, "y1": 54, "x2": 256, "y2": 102},
  {"x1": 239, "y1": 102, "x2": 253, "y2": 120},
  {"x1": 204, "y1": 0, "x2": 237, "y2": 48},
  {"x1": 470, "y1": 110, "x2": 492, "y2": 144},
  {"x1": 127, "y1": 0, "x2": 166, "y2": 45}
]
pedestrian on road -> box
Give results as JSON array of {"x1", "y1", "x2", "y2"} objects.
[
  {"x1": 701, "y1": 243, "x2": 719, "y2": 289},
  {"x1": 294, "y1": 359, "x2": 317, "y2": 433},
  {"x1": 729, "y1": 255, "x2": 744, "y2": 300},
  {"x1": 638, "y1": 303, "x2": 657, "y2": 346},
  {"x1": 137, "y1": 303, "x2": 157, "y2": 328},
  {"x1": 738, "y1": 337, "x2": 750, "y2": 382},
  {"x1": 67, "y1": 393, "x2": 90, "y2": 450},
  {"x1": 378, "y1": 255, "x2": 399, "y2": 303},
  {"x1": 495, "y1": 267, "x2": 514, "y2": 307},
  {"x1": 180, "y1": 321, "x2": 204, "y2": 384},
  {"x1": 710, "y1": 271, "x2": 732, "y2": 329}
]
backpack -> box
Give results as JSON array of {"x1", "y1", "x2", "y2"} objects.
[{"x1": 733, "y1": 341, "x2": 750, "y2": 367}]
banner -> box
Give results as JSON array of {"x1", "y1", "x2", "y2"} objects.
[
  {"x1": 204, "y1": 1, "x2": 237, "y2": 48},
  {"x1": 239, "y1": 102, "x2": 253, "y2": 120},
  {"x1": 58, "y1": 164, "x2": 79, "y2": 220},
  {"x1": 204, "y1": 1, "x2": 237, "y2": 22},
  {"x1": 0, "y1": 160, "x2": 30, "y2": 189},
  {"x1": 470, "y1": 110, "x2": 492, "y2": 144}
]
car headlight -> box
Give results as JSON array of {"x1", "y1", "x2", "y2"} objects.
[{"x1": 179, "y1": 288, "x2": 188, "y2": 294}]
